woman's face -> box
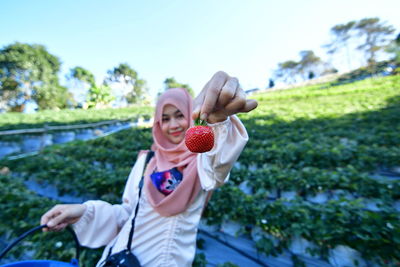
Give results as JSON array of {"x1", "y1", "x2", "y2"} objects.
[{"x1": 161, "y1": 104, "x2": 189, "y2": 144}]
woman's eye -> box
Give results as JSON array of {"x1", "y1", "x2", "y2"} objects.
[
  {"x1": 162, "y1": 118, "x2": 169, "y2": 122},
  {"x1": 177, "y1": 114, "x2": 184, "y2": 119}
]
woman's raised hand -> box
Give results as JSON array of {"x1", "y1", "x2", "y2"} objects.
[
  {"x1": 192, "y1": 71, "x2": 258, "y2": 124},
  {"x1": 40, "y1": 204, "x2": 86, "y2": 232}
]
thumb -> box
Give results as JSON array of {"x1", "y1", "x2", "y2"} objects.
[
  {"x1": 192, "y1": 105, "x2": 201, "y2": 121},
  {"x1": 240, "y1": 99, "x2": 258, "y2": 113}
]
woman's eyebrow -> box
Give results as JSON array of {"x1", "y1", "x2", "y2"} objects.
[{"x1": 162, "y1": 109, "x2": 181, "y2": 117}]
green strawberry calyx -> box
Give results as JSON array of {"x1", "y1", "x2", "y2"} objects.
[{"x1": 194, "y1": 117, "x2": 208, "y2": 127}]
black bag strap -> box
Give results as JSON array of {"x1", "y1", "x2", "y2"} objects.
[
  {"x1": 104, "y1": 151, "x2": 154, "y2": 261},
  {"x1": 127, "y1": 150, "x2": 154, "y2": 251},
  {"x1": 0, "y1": 225, "x2": 80, "y2": 262}
]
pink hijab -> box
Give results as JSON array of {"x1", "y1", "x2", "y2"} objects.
[{"x1": 143, "y1": 88, "x2": 202, "y2": 216}]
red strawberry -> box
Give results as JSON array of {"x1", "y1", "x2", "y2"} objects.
[{"x1": 185, "y1": 119, "x2": 214, "y2": 153}]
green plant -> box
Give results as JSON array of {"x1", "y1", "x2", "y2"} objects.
[{"x1": 193, "y1": 253, "x2": 207, "y2": 267}]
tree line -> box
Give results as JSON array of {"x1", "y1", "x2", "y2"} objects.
[
  {"x1": 0, "y1": 43, "x2": 193, "y2": 112},
  {"x1": 272, "y1": 17, "x2": 399, "y2": 85},
  {"x1": 1, "y1": 17, "x2": 398, "y2": 111}
]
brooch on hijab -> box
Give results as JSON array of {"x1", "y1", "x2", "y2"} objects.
[{"x1": 150, "y1": 167, "x2": 183, "y2": 195}]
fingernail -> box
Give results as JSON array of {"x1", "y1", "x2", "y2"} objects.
[
  {"x1": 200, "y1": 113, "x2": 207, "y2": 121},
  {"x1": 47, "y1": 221, "x2": 53, "y2": 227}
]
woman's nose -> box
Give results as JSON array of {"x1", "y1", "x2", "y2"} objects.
[{"x1": 169, "y1": 118, "x2": 179, "y2": 128}]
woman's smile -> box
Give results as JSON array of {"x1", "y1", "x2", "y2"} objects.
[{"x1": 170, "y1": 130, "x2": 183, "y2": 137}]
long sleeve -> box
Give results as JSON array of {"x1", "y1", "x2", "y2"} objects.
[
  {"x1": 197, "y1": 115, "x2": 248, "y2": 191},
  {"x1": 72, "y1": 153, "x2": 147, "y2": 248}
]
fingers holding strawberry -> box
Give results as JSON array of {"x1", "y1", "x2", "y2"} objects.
[
  {"x1": 192, "y1": 71, "x2": 258, "y2": 124},
  {"x1": 187, "y1": 71, "x2": 257, "y2": 153}
]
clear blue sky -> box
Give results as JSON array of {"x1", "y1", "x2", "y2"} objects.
[{"x1": 0, "y1": 0, "x2": 399, "y2": 98}]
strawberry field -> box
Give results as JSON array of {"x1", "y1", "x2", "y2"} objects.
[{"x1": 0, "y1": 75, "x2": 399, "y2": 266}]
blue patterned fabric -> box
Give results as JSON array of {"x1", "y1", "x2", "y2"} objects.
[{"x1": 150, "y1": 167, "x2": 183, "y2": 195}]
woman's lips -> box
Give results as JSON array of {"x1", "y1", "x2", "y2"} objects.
[{"x1": 170, "y1": 131, "x2": 183, "y2": 137}]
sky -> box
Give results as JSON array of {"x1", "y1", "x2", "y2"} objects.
[{"x1": 0, "y1": 0, "x2": 399, "y2": 101}]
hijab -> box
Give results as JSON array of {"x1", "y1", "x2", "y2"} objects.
[{"x1": 143, "y1": 88, "x2": 202, "y2": 216}]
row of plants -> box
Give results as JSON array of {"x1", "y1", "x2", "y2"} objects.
[
  {"x1": 3, "y1": 127, "x2": 153, "y2": 202},
  {"x1": 333, "y1": 60, "x2": 399, "y2": 86},
  {"x1": 0, "y1": 128, "x2": 153, "y2": 266},
  {"x1": 217, "y1": 76, "x2": 399, "y2": 265},
  {"x1": 231, "y1": 164, "x2": 400, "y2": 201},
  {"x1": 0, "y1": 121, "x2": 154, "y2": 266},
  {"x1": 0, "y1": 173, "x2": 103, "y2": 265},
  {"x1": 206, "y1": 188, "x2": 400, "y2": 265},
  {"x1": 0, "y1": 105, "x2": 154, "y2": 131},
  {"x1": 251, "y1": 75, "x2": 399, "y2": 121},
  {"x1": 0, "y1": 121, "x2": 135, "y2": 144},
  {"x1": 240, "y1": 77, "x2": 400, "y2": 173},
  {"x1": 0, "y1": 75, "x2": 399, "y2": 266}
]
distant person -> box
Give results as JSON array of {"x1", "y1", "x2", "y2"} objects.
[
  {"x1": 268, "y1": 78, "x2": 275, "y2": 88},
  {"x1": 40, "y1": 71, "x2": 258, "y2": 267}
]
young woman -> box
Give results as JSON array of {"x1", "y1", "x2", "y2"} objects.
[{"x1": 40, "y1": 71, "x2": 258, "y2": 266}]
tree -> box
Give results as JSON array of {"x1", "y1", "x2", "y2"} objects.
[
  {"x1": 298, "y1": 50, "x2": 323, "y2": 79},
  {"x1": 68, "y1": 66, "x2": 95, "y2": 87},
  {"x1": 105, "y1": 63, "x2": 147, "y2": 104},
  {"x1": 386, "y1": 33, "x2": 400, "y2": 64},
  {"x1": 324, "y1": 21, "x2": 356, "y2": 70},
  {"x1": 355, "y1": 17, "x2": 396, "y2": 65},
  {"x1": 274, "y1": 60, "x2": 299, "y2": 84},
  {"x1": 35, "y1": 84, "x2": 72, "y2": 111},
  {"x1": 86, "y1": 84, "x2": 115, "y2": 109},
  {"x1": 274, "y1": 50, "x2": 330, "y2": 84},
  {"x1": 66, "y1": 66, "x2": 96, "y2": 107},
  {"x1": 0, "y1": 42, "x2": 71, "y2": 111},
  {"x1": 163, "y1": 77, "x2": 195, "y2": 97}
]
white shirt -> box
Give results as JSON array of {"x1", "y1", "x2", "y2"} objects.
[{"x1": 72, "y1": 115, "x2": 248, "y2": 267}]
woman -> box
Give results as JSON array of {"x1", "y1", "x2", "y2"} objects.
[{"x1": 41, "y1": 71, "x2": 258, "y2": 266}]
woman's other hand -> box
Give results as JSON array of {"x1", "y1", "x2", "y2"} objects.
[
  {"x1": 40, "y1": 204, "x2": 86, "y2": 232},
  {"x1": 192, "y1": 71, "x2": 258, "y2": 124}
]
